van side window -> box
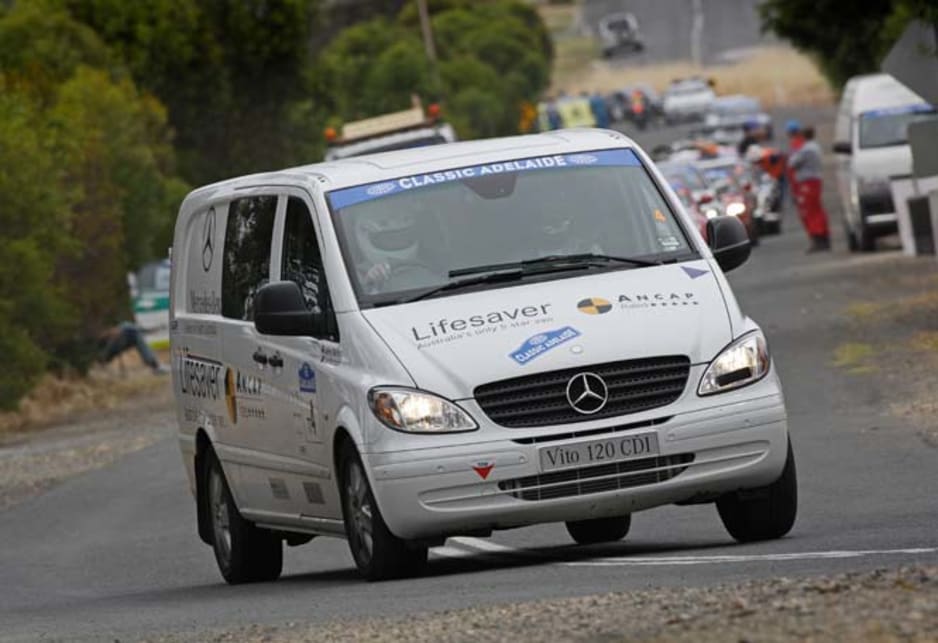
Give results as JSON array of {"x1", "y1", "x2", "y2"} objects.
[
  {"x1": 281, "y1": 197, "x2": 337, "y2": 340},
  {"x1": 221, "y1": 195, "x2": 277, "y2": 320}
]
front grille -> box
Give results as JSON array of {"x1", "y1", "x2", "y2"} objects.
[
  {"x1": 498, "y1": 453, "x2": 694, "y2": 501},
  {"x1": 474, "y1": 356, "x2": 690, "y2": 428}
]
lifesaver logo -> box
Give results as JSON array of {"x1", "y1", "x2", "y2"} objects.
[{"x1": 576, "y1": 297, "x2": 612, "y2": 315}]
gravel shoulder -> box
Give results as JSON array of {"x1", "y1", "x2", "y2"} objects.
[
  {"x1": 146, "y1": 565, "x2": 938, "y2": 643},
  {"x1": 0, "y1": 380, "x2": 174, "y2": 511}
]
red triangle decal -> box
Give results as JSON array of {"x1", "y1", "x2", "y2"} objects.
[{"x1": 472, "y1": 464, "x2": 494, "y2": 480}]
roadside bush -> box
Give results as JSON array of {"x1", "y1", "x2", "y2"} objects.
[{"x1": 0, "y1": 4, "x2": 187, "y2": 404}]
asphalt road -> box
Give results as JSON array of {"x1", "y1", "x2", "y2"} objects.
[
  {"x1": 3, "y1": 116, "x2": 938, "y2": 641},
  {"x1": 582, "y1": 0, "x2": 773, "y2": 65}
]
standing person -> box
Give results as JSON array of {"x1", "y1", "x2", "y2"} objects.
[
  {"x1": 98, "y1": 322, "x2": 168, "y2": 373},
  {"x1": 789, "y1": 126, "x2": 831, "y2": 252}
]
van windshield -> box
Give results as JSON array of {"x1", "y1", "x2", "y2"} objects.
[
  {"x1": 327, "y1": 149, "x2": 694, "y2": 307},
  {"x1": 859, "y1": 104, "x2": 938, "y2": 149}
]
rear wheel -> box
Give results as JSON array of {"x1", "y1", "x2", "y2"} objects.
[
  {"x1": 717, "y1": 439, "x2": 797, "y2": 543},
  {"x1": 565, "y1": 515, "x2": 632, "y2": 545},
  {"x1": 339, "y1": 443, "x2": 427, "y2": 581},
  {"x1": 857, "y1": 221, "x2": 876, "y2": 252},
  {"x1": 765, "y1": 220, "x2": 782, "y2": 235},
  {"x1": 205, "y1": 453, "x2": 282, "y2": 584}
]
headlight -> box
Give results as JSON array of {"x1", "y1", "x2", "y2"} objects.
[
  {"x1": 368, "y1": 387, "x2": 477, "y2": 433},
  {"x1": 725, "y1": 201, "x2": 746, "y2": 217},
  {"x1": 698, "y1": 332, "x2": 770, "y2": 396},
  {"x1": 703, "y1": 207, "x2": 720, "y2": 219}
]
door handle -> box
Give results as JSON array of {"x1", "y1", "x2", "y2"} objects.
[
  {"x1": 268, "y1": 353, "x2": 283, "y2": 369},
  {"x1": 252, "y1": 349, "x2": 268, "y2": 366}
]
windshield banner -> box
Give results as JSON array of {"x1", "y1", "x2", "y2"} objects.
[
  {"x1": 328, "y1": 148, "x2": 641, "y2": 210},
  {"x1": 862, "y1": 103, "x2": 935, "y2": 119}
]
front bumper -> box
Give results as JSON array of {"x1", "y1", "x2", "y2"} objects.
[{"x1": 366, "y1": 388, "x2": 789, "y2": 540}]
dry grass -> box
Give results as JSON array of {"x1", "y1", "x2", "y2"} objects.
[
  {"x1": 538, "y1": 2, "x2": 578, "y2": 34},
  {"x1": 551, "y1": 46, "x2": 835, "y2": 108},
  {"x1": 0, "y1": 351, "x2": 171, "y2": 436},
  {"x1": 832, "y1": 342, "x2": 877, "y2": 373}
]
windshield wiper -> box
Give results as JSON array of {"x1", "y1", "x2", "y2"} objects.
[
  {"x1": 394, "y1": 253, "x2": 665, "y2": 305},
  {"x1": 449, "y1": 253, "x2": 661, "y2": 279},
  {"x1": 400, "y1": 269, "x2": 524, "y2": 304}
]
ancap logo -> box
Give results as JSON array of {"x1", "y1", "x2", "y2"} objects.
[
  {"x1": 565, "y1": 372, "x2": 608, "y2": 415},
  {"x1": 201, "y1": 207, "x2": 216, "y2": 272},
  {"x1": 365, "y1": 182, "x2": 397, "y2": 196},
  {"x1": 577, "y1": 297, "x2": 612, "y2": 315},
  {"x1": 567, "y1": 153, "x2": 599, "y2": 165}
]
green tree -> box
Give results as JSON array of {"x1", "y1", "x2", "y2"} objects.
[
  {"x1": 318, "y1": 0, "x2": 552, "y2": 141},
  {"x1": 0, "y1": 3, "x2": 187, "y2": 386},
  {"x1": 0, "y1": 83, "x2": 75, "y2": 408},
  {"x1": 760, "y1": 0, "x2": 938, "y2": 88},
  {"x1": 61, "y1": 0, "x2": 323, "y2": 183}
]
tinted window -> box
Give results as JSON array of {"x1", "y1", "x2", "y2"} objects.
[
  {"x1": 221, "y1": 196, "x2": 276, "y2": 320},
  {"x1": 281, "y1": 197, "x2": 326, "y2": 316}
]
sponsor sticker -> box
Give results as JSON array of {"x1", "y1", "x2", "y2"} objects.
[
  {"x1": 328, "y1": 149, "x2": 642, "y2": 210},
  {"x1": 576, "y1": 297, "x2": 612, "y2": 315},
  {"x1": 681, "y1": 266, "x2": 709, "y2": 279},
  {"x1": 299, "y1": 362, "x2": 316, "y2": 393},
  {"x1": 509, "y1": 326, "x2": 581, "y2": 365},
  {"x1": 472, "y1": 460, "x2": 495, "y2": 480}
]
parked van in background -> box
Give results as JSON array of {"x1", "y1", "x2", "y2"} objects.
[
  {"x1": 170, "y1": 130, "x2": 796, "y2": 584},
  {"x1": 833, "y1": 73, "x2": 938, "y2": 251}
]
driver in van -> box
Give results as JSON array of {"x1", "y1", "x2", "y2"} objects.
[{"x1": 354, "y1": 208, "x2": 444, "y2": 294}]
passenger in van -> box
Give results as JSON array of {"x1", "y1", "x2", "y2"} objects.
[{"x1": 354, "y1": 207, "x2": 445, "y2": 294}]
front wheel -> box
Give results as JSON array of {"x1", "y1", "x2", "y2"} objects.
[
  {"x1": 717, "y1": 439, "x2": 797, "y2": 543},
  {"x1": 205, "y1": 453, "x2": 282, "y2": 584},
  {"x1": 339, "y1": 443, "x2": 427, "y2": 581},
  {"x1": 565, "y1": 514, "x2": 631, "y2": 545}
]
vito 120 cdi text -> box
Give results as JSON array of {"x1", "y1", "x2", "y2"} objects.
[{"x1": 169, "y1": 129, "x2": 797, "y2": 583}]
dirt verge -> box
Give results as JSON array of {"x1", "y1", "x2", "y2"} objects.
[{"x1": 145, "y1": 565, "x2": 938, "y2": 642}]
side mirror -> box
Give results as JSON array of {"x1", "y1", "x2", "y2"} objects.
[
  {"x1": 832, "y1": 141, "x2": 852, "y2": 155},
  {"x1": 707, "y1": 216, "x2": 751, "y2": 272},
  {"x1": 254, "y1": 281, "x2": 321, "y2": 336}
]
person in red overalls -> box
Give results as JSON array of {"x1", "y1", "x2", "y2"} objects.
[{"x1": 788, "y1": 126, "x2": 831, "y2": 252}]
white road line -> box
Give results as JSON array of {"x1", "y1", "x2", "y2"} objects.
[
  {"x1": 564, "y1": 547, "x2": 938, "y2": 566},
  {"x1": 430, "y1": 545, "x2": 478, "y2": 559},
  {"x1": 448, "y1": 536, "x2": 528, "y2": 555}
]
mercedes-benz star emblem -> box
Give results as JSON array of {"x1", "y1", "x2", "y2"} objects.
[
  {"x1": 201, "y1": 207, "x2": 216, "y2": 272},
  {"x1": 565, "y1": 372, "x2": 609, "y2": 415}
]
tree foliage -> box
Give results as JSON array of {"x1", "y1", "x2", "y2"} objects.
[
  {"x1": 0, "y1": 2, "x2": 186, "y2": 403},
  {"x1": 318, "y1": 0, "x2": 552, "y2": 140},
  {"x1": 760, "y1": 0, "x2": 938, "y2": 88}
]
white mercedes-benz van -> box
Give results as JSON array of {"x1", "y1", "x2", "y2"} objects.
[
  {"x1": 833, "y1": 73, "x2": 938, "y2": 251},
  {"x1": 170, "y1": 129, "x2": 796, "y2": 583}
]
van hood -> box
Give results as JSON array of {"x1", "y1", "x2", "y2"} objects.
[{"x1": 361, "y1": 261, "x2": 732, "y2": 400}]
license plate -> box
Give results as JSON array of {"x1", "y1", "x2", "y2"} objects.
[{"x1": 538, "y1": 433, "x2": 660, "y2": 472}]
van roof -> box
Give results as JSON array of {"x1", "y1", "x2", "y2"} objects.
[
  {"x1": 851, "y1": 73, "x2": 926, "y2": 115},
  {"x1": 185, "y1": 128, "x2": 636, "y2": 202}
]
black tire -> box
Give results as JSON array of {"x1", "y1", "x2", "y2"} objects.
[
  {"x1": 717, "y1": 439, "x2": 798, "y2": 543},
  {"x1": 765, "y1": 220, "x2": 782, "y2": 235},
  {"x1": 565, "y1": 514, "x2": 632, "y2": 545},
  {"x1": 857, "y1": 221, "x2": 876, "y2": 252},
  {"x1": 204, "y1": 453, "x2": 282, "y2": 584},
  {"x1": 846, "y1": 223, "x2": 859, "y2": 252},
  {"x1": 339, "y1": 443, "x2": 428, "y2": 581}
]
